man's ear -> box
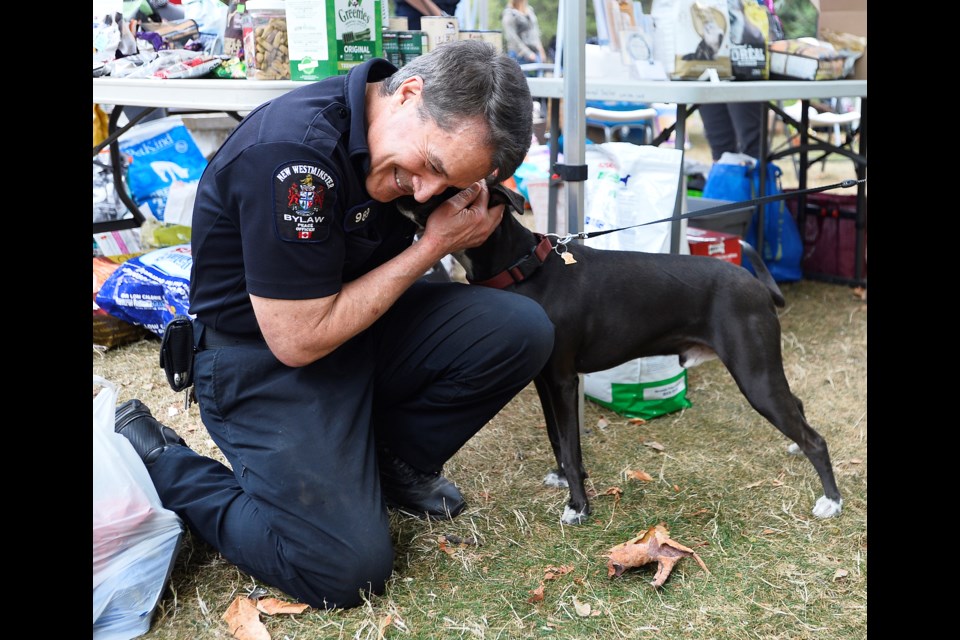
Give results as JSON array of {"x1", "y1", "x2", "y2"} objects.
[{"x1": 396, "y1": 75, "x2": 424, "y2": 105}]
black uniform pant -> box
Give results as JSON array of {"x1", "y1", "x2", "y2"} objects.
[{"x1": 146, "y1": 281, "x2": 554, "y2": 609}]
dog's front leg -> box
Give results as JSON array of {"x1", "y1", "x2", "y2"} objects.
[{"x1": 534, "y1": 370, "x2": 591, "y2": 525}]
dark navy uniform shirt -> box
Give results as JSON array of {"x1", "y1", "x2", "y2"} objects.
[{"x1": 189, "y1": 58, "x2": 418, "y2": 336}]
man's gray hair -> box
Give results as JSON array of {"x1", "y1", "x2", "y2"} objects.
[{"x1": 380, "y1": 39, "x2": 534, "y2": 183}]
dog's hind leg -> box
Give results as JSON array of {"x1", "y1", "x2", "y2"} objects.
[
  {"x1": 720, "y1": 340, "x2": 842, "y2": 519},
  {"x1": 533, "y1": 371, "x2": 591, "y2": 525}
]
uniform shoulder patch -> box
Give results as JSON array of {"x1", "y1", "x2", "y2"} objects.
[{"x1": 273, "y1": 162, "x2": 338, "y2": 242}]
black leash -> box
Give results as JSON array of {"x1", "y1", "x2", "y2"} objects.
[{"x1": 567, "y1": 178, "x2": 865, "y2": 241}]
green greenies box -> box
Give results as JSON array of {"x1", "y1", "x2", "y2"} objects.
[
  {"x1": 382, "y1": 30, "x2": 428, "y2": 67},
  {"x1": 285, "y1": 0, "x2": 382, "y2": 81}
]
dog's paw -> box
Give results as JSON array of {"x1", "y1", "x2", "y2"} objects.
[
  {"x1": 812, "y1": 496, "x2": 843, "y2": 518},
  {"x1": 561, "y1": 504, "x2": 589, "y2": 525},
  {"x1": 787, "y1": 443, "x2": 802, "y2": 455},
  {"x1": 543, "y1": 470, "x2": 569, "y2": 488}
]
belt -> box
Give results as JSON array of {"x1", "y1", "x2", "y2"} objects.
[{"x1": 198, "y1": 324, "x2": 268, "y2": 349}]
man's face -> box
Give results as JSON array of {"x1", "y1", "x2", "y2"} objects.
[{"x1": 366, "y1": 76, "x2": 496, "y2": 204}]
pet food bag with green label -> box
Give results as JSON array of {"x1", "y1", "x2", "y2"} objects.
[{"x1": 582, "y1": 142, "x2": 692, "y2": 419}]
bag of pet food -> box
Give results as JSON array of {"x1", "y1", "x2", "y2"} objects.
[
  {"x1": 582, "y1": 143, "x2": 693, "y2": 419},
  {"x1": 94, "y1": 244, "x2": 194, "y2": 337},
  {"x1": 671, "y1": 0, "x2": 732, "y2": 80},
  {"x1": 727, "y1": 0, "x2": 776, "y2": 80}
]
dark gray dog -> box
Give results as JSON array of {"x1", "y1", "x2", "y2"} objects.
[{"x1": 398, "y1": 185, "x2": 842, "y2": 525}]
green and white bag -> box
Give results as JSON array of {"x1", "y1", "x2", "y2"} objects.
[
  {"x1": 581, "y1": 142, "x2": 692, "y2": 419},
  {"x1": 583, "y1": 355, "x2": 691, "y2": 420}
]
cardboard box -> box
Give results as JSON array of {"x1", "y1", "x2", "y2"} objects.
[
  {"x1": 395, "y1": 30, "x2": 428, "y2": 66},
  {"x1": 687, "y1": 227, "x2": 742, "y2": 265},
  {"x1": 420, "y1": 15, "x2": 459, "y2": 52},
  {"x1": 814, "y1": 0, "x2": 867, "y2": 79},
  {"x1": 285, "y1": 0, "x2": 383, "y2": 80},
  {"x1": 458, "y1": 30, "x2": 504, "y2": 54}
]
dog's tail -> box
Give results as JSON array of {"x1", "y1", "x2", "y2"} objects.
[{"x1": 739, "y1": 240, "x2": 786, "y2": 308}]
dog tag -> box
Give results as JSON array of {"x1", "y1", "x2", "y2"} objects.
[{"x1": 561, "y1": 251, "x2": 577, "y2": 265}]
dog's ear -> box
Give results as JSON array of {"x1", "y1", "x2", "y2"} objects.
[{"x1": 489, "y1": 183, "x2": 527, "y2": 216}]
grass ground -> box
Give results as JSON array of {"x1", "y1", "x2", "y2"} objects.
[{"x1": 93, "y1": 111, "x2": 867, "y2": 639}]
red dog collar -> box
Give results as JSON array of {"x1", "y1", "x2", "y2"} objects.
[{"x1": 470, "y1": 234, "x2": 553, "y2": 289}]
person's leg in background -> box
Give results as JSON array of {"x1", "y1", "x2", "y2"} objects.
[
  {"x1": 726, "y1": 101, "x2": 764, "y2": 159},
  {"x1": 699, "y1": 102, "x2": 764, "y2": 161},
  {"x1": 698, "y1": 103, "x2": 737, "y2": 161}
]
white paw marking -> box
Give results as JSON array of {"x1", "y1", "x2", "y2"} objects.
[
  {"x1": 787, "y1": 443, "x2": 801, "y2": 455},
  {"x1": 543, "y1": 471, "x2": 568, "y2": 488},
  {"x1": 812, "y1": 496, "x2": 842, "y2": 518},
  {"x1": 561, "y1": 505, "x2": 588, "y2": 525}
]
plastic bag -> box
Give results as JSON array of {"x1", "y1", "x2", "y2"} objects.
[
  {"x1": 117, "y1": 115, "x2": 208, "y2": 221},
  {"x1": 93, "y1": 376, "x2": 183, "y2": 640},
  {"x1": 582, "y1": 142, "x2": 692, "y2": 420},
  {"x1": 95, "y1": 244, "x2": 194, "y2": 337}
]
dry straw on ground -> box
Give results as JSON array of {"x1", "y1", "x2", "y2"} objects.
[{"x1": 93, "y1": 112, "x2": 867, "y2": 639}]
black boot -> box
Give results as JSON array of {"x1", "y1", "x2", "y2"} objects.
[
  {"x1": 378, "y1": 448, "x2": 466, "y2": 519},
  {"x1": 115, "y1": 399, "x2": 185, "y2": 465}
]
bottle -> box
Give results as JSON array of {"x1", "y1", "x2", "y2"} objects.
[{"x1": 243, "y1": 0, "x2": 290, "y2": 80}]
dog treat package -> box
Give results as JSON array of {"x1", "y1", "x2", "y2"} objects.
[
  {"x1": 727, "y1": 0, "x2": 777, "y2": 80},
  {"x1": 95, "y1": 244, "x2": 194, "y2": 338},
  {"x1": 117, "y1": 115, "x2": 208, "y2": 222},
  {"x1": 669, "y1": 0, "x2": 733, "y2": 80}
]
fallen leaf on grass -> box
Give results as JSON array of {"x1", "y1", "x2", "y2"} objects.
[
  {"x1": 438, "y1": 534, "x2": 478, "y2": 555},
  {"x1": 527, "y1": 582, "x2": 545, "y2": 603},
  {"x1": 256, "y1": 597, "x2": 309, "y2": 615},
  {"x1": 377, "y1": 613, "x2": 393, "y2": 639},
  {"x1": 543, "y1": 565, "x2": 573, "y2": 580},
  {"x1": 225, "y1": 594, "x2": 310, "y2": 640},
  {"x1": 599, "y1": 486, "x2": 622, "y2": 505},
  {"x1": 628, "y1": 418, "x2": 646, "y2": 425},
  {"x1": 572, "y1": 596, "x2": 591, "y2": 617},
  {"x1": 597, "y1": 416, "x2": 610, "y2": 430},
  {"x1": 224, "y1": 597, "x2": 271, "y2": 640},
  {"x1": 626, "y1": 470, "x2": 653, "y2": 482},
  {"x1": 605, "y1": 523, "x2": 710, "y2": 587},
  {"x1": 643, "y1": 441, "x2": 665, "y2": 451},
  {"x1": 834, "y1": 568, "x2": 849, "y2": 580}
]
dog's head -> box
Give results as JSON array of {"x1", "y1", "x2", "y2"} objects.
[{"x1": 396, "y1": 183, "x2": 527, "y2": 230}]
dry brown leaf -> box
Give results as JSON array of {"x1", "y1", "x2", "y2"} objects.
[
  {"x1": 223, "y1": 596, "x2": 271, "y2": 640},
  {"x1": 597, "y1": 416, "x2": 610, "y2": 430},
  {"x1": 438, "y1": 534, "x2": 478, "y2": 555},
  {"x1": 527, "y1": 582, "x2": 545, "y2": 603},
  {"x1": 626, "y1": 470, "x2": 653, "y2": 482},
  {"x1": 377, "y1": 613, "x2": 393, "y2": 639},
  {"x1": 256, "y1": 597, "x2": 309, "y2": 616},
  {"x1": 605, "y1": 523, "x2": 710, "y2": 587},
  {"x1": 572, "y1": 596, "x2": 591, "y2": 617},
  {"x1": 628, "y1": 418, "x2": 646, "y2": 425},
  {"x1": 543, "y1": 565, "x2": 573, "y2": 580},
  {"x1": 643, "y1": 441, "x2": 665, "y2": 451},
  {"x1": 834, "y1": 568, "x2": 849, "y2": 580}
]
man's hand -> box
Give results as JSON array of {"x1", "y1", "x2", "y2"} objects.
[{"x1": 420, "y1": 181, "x2": 505, "y2": 254}]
